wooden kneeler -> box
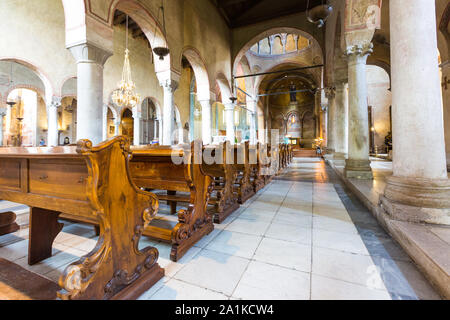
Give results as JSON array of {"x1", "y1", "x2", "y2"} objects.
[
  {"x1": 203, "y1": 141, "x2": 240, "y2": 224},
  {"x1": 130, "y1": 141, "x2": 214, "y2": 262},
  {"x1": 0, "y1": 137, "x2": 164, "y2": 300}
]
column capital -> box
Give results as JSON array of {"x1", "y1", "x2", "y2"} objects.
[
  {"x1": 68, "y1": 42, "x2": 113, "y2": 66},
  {"x1": 325, "y1": 87, "x2": 336, "y2": 99},
  {"x1": 160, "y1": 79, "x2": 179, "y2": 92},
  {"x1": 224, "y1": 103, "x2": 235, "y2": 111},
  {"x1": 345, "y1": 43, "x2": 373, "y2": 64},
  {"x1": 47, "y1": 96, "x2": 62, "y2": 109}
]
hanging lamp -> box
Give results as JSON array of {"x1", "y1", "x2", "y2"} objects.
[
  {"x1": 112, "y1": 15, "x2": 140, "y2": 108},
  {"x1": 152, "y1": 1, "x2": 170, "y2": 60},
  {"x1": 306, "y1": 0, "x2": 333, "y2": 28}
]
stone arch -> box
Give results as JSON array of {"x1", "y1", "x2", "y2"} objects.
[
  {"x1": 233, "y1": 27, "x2": 323, "y2": 78},
  {"x1": 181, "y1": 47, "x2": 210, "y2": 101},
  {"x1": 0, "y1": 58, "x2": 54, "y2": 103},
  {"x1": 215, "y1": 73, "x2": 232, "y2": 104},
  {"x1": 60, "y1": 76, "x2": 77, "y2": 98},
  {"x1": 141, "y1": 96, "x2": 163, "y2": 143}
]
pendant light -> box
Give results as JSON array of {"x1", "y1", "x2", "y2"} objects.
[
  {"x1": 152, "y1": 0, "x2": 170, "y2": 60},
  {"x1": 112, "y1": 15, "x2": 140, "y2": 108},
  {"x1": 306, "y1": 0, "x2": 333, "y2": 28}
]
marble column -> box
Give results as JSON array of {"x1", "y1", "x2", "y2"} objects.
[
  {"x1": 247, "y1": 99, "x2": 258, "y2": 144},
  {"x1": 0, "y1": 109, "x2": 5, "y2": 146},
  {"x1": 224, "y1": 103, "x2": 235, "y2": 144},
  {"x1": 69, "y1": 43, "x2": 112, "y2": 145},
  {"x1": 381, "y1": 0, "x2": 450, "y2": 225},
  {"x1": 114, "y1": 119, "x2": 121, "y2": 136},
  {"x1": 198, "y1": 99, "x2": 212, "y2": 145},
  {"x1": 344, "y1": 43, "x2": 373, "y2": 179},
  {"x1": 325, "y1": 88, "x2": 336, "y2": 154},
  {"x1": 314, "y1": 91, "x2": 321, "y2": 138},
  {"x1": 133, "y1": 107, "x2": 141, "y2": 146},
  {"x1": 161, "y1": 80, "x2": 178, "y2": 145},
  {"x1": 334, "y1": 82, "x2": 349, "y2": 160},
  {"x1": 442, "y1": 61, "x2": 450, "y2": 171},
  {"x1": 47, "y1": 97, "x2": 61, "y2": 147}
]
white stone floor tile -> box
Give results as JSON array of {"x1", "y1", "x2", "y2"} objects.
[
  {"x1": 313, "y1": 229, "x2": 370, "y2": 255},
  {"x1": 313, "y1": 215, "x2": 359, "y2": 234},
  {"x1": 232, "y1": 261, "x2": 310, "y2": 300},
  {"x1": 311, "y1": 274, "x2": 391, "y2": 300},
  {"x1": 173, "y1": 249, "x2": 249, "y2": 296},
  {"x1": 225, "y1": 218, "x2": 271, "y2": 236},
  {"x1": 206, "y1": 230, "x2": 262, "y2": 259},
  {"x1": 265, "y1": 222, "x2": 312, "y2": 245},
  {"x1": 147, "y1": 279, "x2": 229, "y2": 300},
  {"x1": 272, "y1": 212, "x2": 312, "y2": 227},
  {"x1": 312, "y1": 247, "x2": 387, "y2": 291},
  {"x1": 253, "y1": 237, "x2": 311, "y2": 273}
]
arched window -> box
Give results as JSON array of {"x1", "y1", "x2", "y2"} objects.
[{"x1": 272, "y1": 36, "x2": 283, "y2": 55}]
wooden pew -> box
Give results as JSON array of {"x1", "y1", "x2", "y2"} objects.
[
  {"x1": 129, "y1": 141, "x2": 214, "y2": 262},
  {"x1": 203, "y1": 142, "x2": 240, "y2": 224},
  {"x1": 250, "y1": 143, "x2": 266, "y2": 194},
  {"x1": 0, "y1": 137, "x2": 164, "y2": 300},
  {"x1": 232, "y1": 142, "x2": 256, "y2": 204}
]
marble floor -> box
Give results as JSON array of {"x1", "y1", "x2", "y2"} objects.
[{"x1": 0, "y1": 158, "x2": 441, "y2": 300}]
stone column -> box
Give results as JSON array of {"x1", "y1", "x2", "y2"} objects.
[
  {"x1": 344, "y1": 43, "x2": 373, "y2": 179},
  {"x1": 132, "y1": 107, "x2": 141, "y2": 146},
  {"x1": 334, "y1": 82, "x2": 349, "y2": 160},
  {"x1": 47, "y1": 97, "x2": 61, "y2": 147},
  {"x1": 314, "y1": 91, "x2": 321, "y2": 138},
  {"x1": 325, "y1": 88, "x2": 336, "y2": 154},
  {"x1": 224, "y1": 103, "x2": 235, "y2": 144},
  {"x1": 198, "y1": 99, "x2": 212, "y2": 145},
  {"x1": 247, "y1": 99, "x2": 258, "y2": 144},
  {"x1": 442, "y1": 61, "x2": 450, "y2": 171},
  {"x1": 69, "y1": 43, "x2": 112, "y2": 145},
  {"x1": 0, "y1": 109, "x2": 5, "y2": 146},
  {"x1": 381, "y1": 0, "x2": 450, "y2": 225},
  {"x1": 161, "y1": 80, "x2": 178, "y2": 145},
  {"x1": 114, "y1": 119, "x2": 121, "y2": 136}
]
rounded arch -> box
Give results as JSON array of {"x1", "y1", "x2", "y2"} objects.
[
  {"x1": 110, "y1": 0, "x2": 171, "y2": 73},
  {"x1": 181, "y1": 47, "x2": 211, "y2": 101},
  {"x1": 233, "y1": 27, "x2": 323, "y2": 78},
  {"x1": 215, "y1": 73, "x2": 232, "y2": 104},
  {"x1": 60, "y1": 76, "x2": 77, "y2": 98},
  {"x1": 0, "y1": 58, "x2": 54, "y2": 103}
]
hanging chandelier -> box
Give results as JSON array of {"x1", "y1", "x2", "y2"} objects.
[
  {"x1": 152, "y1": 1, "x2": 170, "y2": 60},
  {"x1": 306, "y1": 0, "x2": 333, "y2": 28},
  {"x1": 112, "y1": 15, "x2": 140, "y2": 108}
]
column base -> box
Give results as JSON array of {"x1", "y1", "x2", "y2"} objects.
[
  {"x1": 333, "y1": 152, "x2": 347, "y2": 160},
  {"x1": 380, "y1": 176, "x2": 450, "y2": 225},
  {"x1": 344, "y1": 159, "x2": 373, "y2": 179}
]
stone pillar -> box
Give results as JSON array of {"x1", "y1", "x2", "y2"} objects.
[
  {"x1": 314, "y1": 91, "x2": 321, "y2": 138},
  {"x1": 381, "y1": 0, "x2": 450, "y2": 225},
  {"x1": 114, "y1": 119, "x2": 121, "y2": 136},
  {"x1": 224, "y1": 103, "x2": 235, "y2": 144},
  {"x1": 325, "y1": 88, "x2": 336, "y2": 154},
  {"x1": 69, "y1": 43, "x2": 112, "y2": 145},
  {"x1": 198, "y1": 99, "x2": 212, "y2": 145},
  {"x1": 133, "y1": 107, "x2": 141, "y2": 146},
  {"x1": 334, "y1": 82, "x2": 349, "y2": 160},
  {"x1": 0, "y1": 109, "x2": 5, "y2": 146},
  {"x1": 344, "y1": 43, "x2": 373, "y2": 179},
  {"x1": 247, "y1": 99, "x2": 258, "y2": 144},
  {"x1": 161, "y1": 80, "x2": 178, "y2": 145},
  {"x1": 47, "y1": 97, "x2": 61, "y2": 147},
  {"x1": 442, "y1": 61, "x2": 450, "y2": 171}
]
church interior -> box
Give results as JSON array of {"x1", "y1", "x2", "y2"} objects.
[{"x1": 0, "y1": 0, "x2": 448, "y2": 301}]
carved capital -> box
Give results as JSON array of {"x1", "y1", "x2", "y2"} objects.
[
  {"x1": 345, "y1": 43, "x2": 373, "y2": 65},
  {"x1": 47, "y1": 96, "x2": 62, "y2": 109},
  {"x1": 325, "y1": 87, "x2": 336, "y2": 99},
  {"x1": 68, "y1": 42, "x2": 113, "y2": 66},
  {"x1": 160, "y1": 79, "x2": 179, "y2": 92}
]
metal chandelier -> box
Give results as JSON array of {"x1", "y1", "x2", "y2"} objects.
[{"x1": 112, "y1": 15, "x2": 140, "y2": 108}]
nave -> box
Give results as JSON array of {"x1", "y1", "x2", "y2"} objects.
[{"x1": 0, "y1": 159, "x2": 439, "y2": 300}]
